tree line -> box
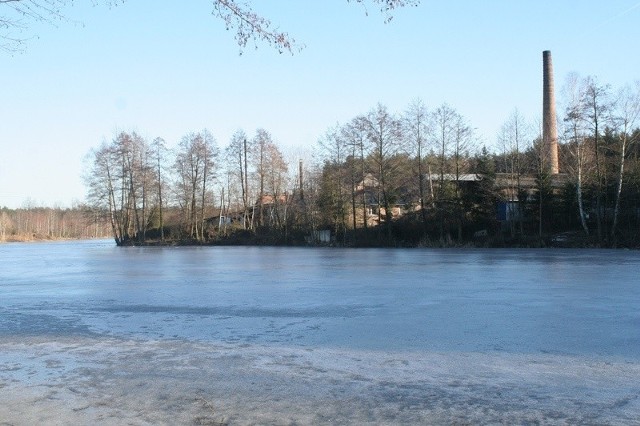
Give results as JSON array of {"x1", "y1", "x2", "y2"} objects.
[
  {"x1": 84, "y1": 128, "x2": 298, "y2": 245},
  {"x1": 83, "y1": 74, "x2": 640, "y2": 247},
  {"x1": 0, "y1": 204, "x2": 112, "y2": 242},
  {"x1": 492, "y1": 74, "x2": 640, "y2": 246},
  {"x1": 315, "y1": 74, "x2": 640, "y2": 247}
]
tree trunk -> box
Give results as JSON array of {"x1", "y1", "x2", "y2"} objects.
[
  {"x1": 242, "y1": 138, "x2": 249, "y2": 230},
  {"x1": 576, "y1": 138, "x2": 589, "y2": 235},
  {"x1": 417, "y1": 146, "x2": 427, "y2": 236},
  {"x1": 611, "y1": 135, "x2": 627, "y2": 238}
]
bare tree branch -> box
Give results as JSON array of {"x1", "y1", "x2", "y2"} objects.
[
  {"x1": 212, "y1": 0, "x2": 301, "y2": 54},
  {"x1": 213, "y1": 0, "x2": 419, "y2": 54},
  {"x1": 0, "y1": 0, "x2": 123, "y2": 53},
  {"x1": 1, "y1": 0, "x2": 420, "y2": 54},
  {"x1": 348, "y1": 0, "x2": 420, "y2": 23}
]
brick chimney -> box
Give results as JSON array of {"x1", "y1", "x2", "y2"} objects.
[{"x1": 543, "y1": 50, "x2": 559, "y2": 174}]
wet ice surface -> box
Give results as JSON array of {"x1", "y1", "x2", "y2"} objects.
[{"x1": 1, "y1": 241, "x2": 639, "y2": 424}]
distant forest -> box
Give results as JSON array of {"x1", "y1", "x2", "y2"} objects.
[
  {"x1": 0, "y1": 205, "x2": 112, "y2": 242},
  {"x1": 9, "y1": 74, "x2": 638, "y2": 248}
]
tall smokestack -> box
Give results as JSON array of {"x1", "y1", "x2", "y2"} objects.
[{"x1": 543, "y1": 50, "x2": 559, "y2": 174}]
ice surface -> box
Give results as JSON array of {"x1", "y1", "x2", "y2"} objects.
[
  {"x1": 1, "y1": 241, "x2": 639, "y2": 424},
  {"x1": 1, "y1": 336, "x2": 639, "y2": 424}
]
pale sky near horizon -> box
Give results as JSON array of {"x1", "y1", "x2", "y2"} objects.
[{"x1": 1, "y1": 0, "x2": 640, "y2": 208}]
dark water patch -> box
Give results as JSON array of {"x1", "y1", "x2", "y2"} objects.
[
  {"x1": 0, "y1": 311, "x2": 96, "y2": 337},
  {"x1": 91, "y1": 303, "x2": 371, "y2": 319}
]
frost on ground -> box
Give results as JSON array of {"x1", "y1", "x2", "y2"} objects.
[{"x1": 1, "y1": 335, "x2": 639, "y2": 425}]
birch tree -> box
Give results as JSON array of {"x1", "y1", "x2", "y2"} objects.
[
  {"x1": 581, "y1": 76, "x2": 613, "y2": 242},
  {"x1": 611, "y1": 82, "x2": 640, "y2": 238},
  {"x1": 562, "y1": 73, "x2": 591, "y2": 235}
]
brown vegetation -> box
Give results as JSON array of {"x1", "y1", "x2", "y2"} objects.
[{"x1": 0, "y1": 206, "x2": 112, "y2": 242}]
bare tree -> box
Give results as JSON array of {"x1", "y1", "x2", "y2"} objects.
[
  {"x1": 199, "y1": 130, "x2": 217, "y2": 240},
  {"x1": 212, "y1": 0, "x2": 300, "y2": 54},
  {"x1": 1, "y1": 0, "x2": 66, "y2": 52},
  {"x1": 431, "y1": 103, "x2": 457, "y2": 240},
  {"x1": 0, "y1": 209, "x2": 12, "y2": 240},
  {"x1": 111, "y1": 131, "x2": 154, "y2": 243},
  {"x1": 252, "y1": 129, "x2": 267, "y2": 227},
  {"x1": 0, "y1": 0, "x2": 125, "y2": 53},
  {"x1": 497, "y1": 108, "x2": 530, "y2": 236},
  {"x1": 97, "y1": 142, "x2": 125, "y2": 244},
  {"x1": 150, "y1": 137, "x2": 168, "y2": 240},
  {"x1": 225, "y1": 129, "x2": 252, "y2": 229},
  {"x1": 611, "y1": 81, "x2": 640, "y2": 238},
  {"x1": 2, "y1": 0, "x2": 418, "y2": 53},
  {"x1": 174, "y1": 130, "x2": 218, "y2": 240},
  {"x1": 581, "y1": 76, "x2": 613, "y2": 242},
  {"x1": 562, "y1": 73, "x2": 591, "y2": 236},
  {"x1": 451, "y1": 113, "x2": 474, "y2": 239},
  {"x1": 264, "y1": 140, "x2": 288, "y2": 228},
  {"x1": 0, "y1": 205, "x2": 111, "y2": 240},
  {"x1": 318, "y1": 124, "x2": 348, "y2": 236},
  {"x1": 85, "y1": 134, "x2": 146, "y2": 245},
  {"x1": 432, "y1": 104, "x2": 457, "y2": 192},
  {"x1": 403, "y1": 98, "x2": 431, "y2": 234},
  {"x1": 342, "y1": 118, "x2": 370, "y2": 229},
  {"x1": 215, "y1": 0, "x2": 419, "y2": 54},
  {"x1": 360, "y1": 103, "x2": 404, "y2": 235}
]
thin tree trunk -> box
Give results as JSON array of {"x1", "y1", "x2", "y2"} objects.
[
  {"x1": 576, "y1": 139, "x2": 589, "y2": 235},
  {"x1": 241, "y1": 138, "x2": 248, "y2": 230},
  {"x1": 611, "y1": 136, "x2": 627, "y2": 238},
  {"x1": 157, "y1": 159, "x2": 164, "y2": 241},
  {"x1": 593, "y1": 111, "x2": 603, "y2": 242},
  {"x1": 200, "y1": 160, "x2": 208, "y2": 242},
  {"x1": 351, "y1": 158, "x2": 357, "y2": 230},
  {"x1": 219, "y1": 187, "x2": 225, "y2": 231},
  {"x1": 417, "y1": 144, "x2": 427, "y2": 236},
  {"x1": 360, "y1": 141, "x2": 367, "y2": 229},
  {"x1": 427, "y1": 162, "x2": 435, "y2": 209}
]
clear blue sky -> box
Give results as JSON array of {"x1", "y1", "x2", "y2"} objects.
[{"x1": 1, "y1": 0, "x2": 639, "y2": 208}]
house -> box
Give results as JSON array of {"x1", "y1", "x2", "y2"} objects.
[{"x1": 351, "y1": 173, "x2": 410, "y2": 227}]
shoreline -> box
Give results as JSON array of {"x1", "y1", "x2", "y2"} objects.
[{"x1": 2, "y1": 236, "x2": 637, "y2": 249}]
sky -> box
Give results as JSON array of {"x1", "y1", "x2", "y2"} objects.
[{"x1": 1, "y1": 0, "x2": 640, "y2": 208}]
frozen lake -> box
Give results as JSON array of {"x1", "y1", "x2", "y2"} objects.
[{"x1": 1, "y1": 240, "x2": 639, "y2": 424}]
